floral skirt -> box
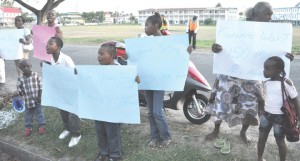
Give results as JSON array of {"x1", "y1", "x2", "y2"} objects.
[{"x1": 206, "y1": 75, "x2": 263, "y2": 127}]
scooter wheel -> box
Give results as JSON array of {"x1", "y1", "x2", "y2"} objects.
[{"x1": 183, "y1": 94, "x2": 211, "y2": 124}]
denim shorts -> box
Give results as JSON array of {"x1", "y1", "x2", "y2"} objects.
[{"x1": 259, "y1": 112, "x2": 285, "y2": 139}]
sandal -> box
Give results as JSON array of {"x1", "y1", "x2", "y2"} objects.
[
  {"x1": 220, "y1": 140, "x2": 231, "y2": 154},
  {"x1": 213, "y1": 138, "x2": 227, "y2": 148}
]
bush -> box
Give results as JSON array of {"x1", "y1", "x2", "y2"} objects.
[{"x1": 204, "y1": 18, "x2": 213, "y2": 25}]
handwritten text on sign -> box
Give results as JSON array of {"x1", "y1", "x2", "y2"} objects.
[
  {"x1": 42, "y1": 64, "x2": 140, "y2": 124},
  {"x1": 213, "y1": 20, "x2": 292, "y2": 80},
  {"x1": 125, "y1": 34, "x2": 189, "y2": 91}
]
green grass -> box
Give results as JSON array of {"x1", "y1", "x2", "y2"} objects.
[
  {"x1": 2, "y1": 105, "x2": 300, "y2": 161},
  {"x1": 61, "y1": 25, "x2": 300, "y2": 53}
]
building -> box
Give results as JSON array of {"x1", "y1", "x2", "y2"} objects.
[
  {"x1": 138, "y1": 7, "x2": 239, "y2": 25},
  {"x1": 0, "y1": 7, "x2": 22, "y2": 26},
  {"x1": 59, "y1": 12, "x2": 85, "y2": 25},
  {"x1": 272, "y1": 2, "x2": 300, "y2": 26},
  {"x1": 103, "y1": 12, "x2": 114, "y2": 24}
]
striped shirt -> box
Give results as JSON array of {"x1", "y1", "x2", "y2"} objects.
[{"x1": 16, "y1": 72, "x2": 42, "y2": 108}]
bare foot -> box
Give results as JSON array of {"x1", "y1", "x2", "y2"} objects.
[
  {"x1": 205, "y1": 130, "x2": 219, "y2": 141},
  {"x1": 240, "y1": 132, "x2": 251, "y2": 144}
]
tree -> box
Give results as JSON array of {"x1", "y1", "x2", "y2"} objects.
[
  {"x1": 21, "y1": 12, "x2": 35, "y2": 23},
  {"x1": 129, "y1": 14, "x2": 137, "y2": 24},
  {"x1": 204, "y1": 18, "x2": 213, "y2": 25},
  {"x1": 216, "y1": 3, "x2": 222, "y2": 8},
  {"x1": 14, "y1": 0, "x2": 65, "y2": 24},
  {"x1": 0, "y1": 0, "x2": 14, "y2": 7}
]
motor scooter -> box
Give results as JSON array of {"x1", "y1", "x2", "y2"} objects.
[{"x1": 113, "y1": 41, "x2": 212, "y2": 124}]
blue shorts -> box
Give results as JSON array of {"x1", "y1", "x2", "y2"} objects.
[{"x1": 259, "y1": 112, "x2": 285, "y2": 139}]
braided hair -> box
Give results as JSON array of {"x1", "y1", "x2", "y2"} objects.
[
  {"x1": 265, "y1": 56, "x2": 286, "y2": 78},
  {"x1": 146, "y1": 12, "x2": 162, "y2": 29}
]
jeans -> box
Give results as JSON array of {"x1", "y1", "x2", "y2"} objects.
[
  {"x1": 259, "y1": 112, "x2": 285, "y2": 139},
  {"x1": 24, "y1": 103, "x2": 46, "y2": 128},
  {"x1": 188, "y1": 30, "x2": 197, "y2": 49},
  {"x1": 95, "y1": 121, "x2": 121, "y2": 159},
  {"x1": 60, "y1": 109, "x2": 80, "y2": 137},
  {"x1": 145, "y1": 90, "x2": 171, "y2": 141}
]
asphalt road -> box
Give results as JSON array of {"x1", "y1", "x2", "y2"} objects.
[{"x1": 3, "y1": 45, "x2": 300, "y2": 93}]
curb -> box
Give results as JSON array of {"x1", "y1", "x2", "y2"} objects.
[{"x1": 0, "y1": 137, "x2": 54, "y2": 161}]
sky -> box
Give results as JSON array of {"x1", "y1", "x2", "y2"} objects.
[{"x1": 15, "y1": 0, "x2": 300, "y2": 15}]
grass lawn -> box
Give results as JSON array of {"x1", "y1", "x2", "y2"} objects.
[
  {"x1": 61, "y1": 25, "x2": 300, "y2": 53},
  {"x1": 1, "y1": 104, "x2": 300, "y2": 161}
]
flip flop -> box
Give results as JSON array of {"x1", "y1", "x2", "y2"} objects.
[
  {"x1": 220, "y1": 140, "x2": 230, "y2": 154},
  {"x1": 213, "y1": 138, "x2": 227, "y2": 148}
]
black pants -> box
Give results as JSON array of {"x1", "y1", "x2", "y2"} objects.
[
  {"x1": 60, "y1": 109, "x2": 81, "y2": 137},
  {"x1": 188, "y1": 30, "x2": 197, "y2": 49}
]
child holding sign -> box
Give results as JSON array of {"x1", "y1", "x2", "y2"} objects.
[
  {"x1": 46, "y1": 10, "x2": 62, "y2": 39},
  {"x1": 258, "y1": 56, "x2": 300, "y2": 161},
  {"x1": 206, "y1": 1, "x2": 294, "y2": 146},
  {"x1": 46, "y1": 37, "x2": 81, "y2": 148},
  {"x1": 94, "y1": 42, "x2": 140, "y2": 161},
  {"x1": 15, "y1": 59, "x2": 45, "y2": 137},
  {"x1": 143, "y1": 12, "x2": 173, "y2": 149}
]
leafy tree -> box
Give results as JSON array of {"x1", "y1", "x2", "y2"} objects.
[
  {"x1": 0, "y1": 0, "x2": 14, "y2": 7},
  {"x1": 14, "y1": 0, "x2": 65, "y2": 24},
  {"x1": 95, "y1": 11, "x2": 104, "y2": 23},
  {"x1": 129, "y1": 14, "x2": 137, "y2": 24},
  {"x1": 21, "y1": 12, "x2": 35, "y2": 23},
  {"x1": 216, "y1": 3, "x2": 222, "y2": 8},
  {"x1": 204, "y1": 18, "x2": 213, "y2": 25},
  {"x1": 82, "y1": 12, "x2": 95, "y2": 23}
]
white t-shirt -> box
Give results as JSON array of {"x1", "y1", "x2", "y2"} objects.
[
  {"x1": 50, "y1": 52, "x2": 75, "y2": 68},
  {"x1": 264, "y1": 79, "x2": 298, "y2": 114}
]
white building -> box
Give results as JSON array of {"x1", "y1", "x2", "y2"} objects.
[
  {"x1": 0, "y1": 7, "x2": 22, "y2": 26},
  {"x1": 103, "y1": 12, "x2": 114, "y2": 24},
  {"x1": 138, "y1": 7, "x2": 239, "y2": 25},
  {"x1": 60, "y1": 12, "x2": 85, "y2": 25},
  {"x1": 272, "y1": 2, "x2": 300, "y2": 26}
]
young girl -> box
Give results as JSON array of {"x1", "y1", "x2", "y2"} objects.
[
  {"x1": 258, "y1": 56, "x2": 300, "y2": 161},
  {"x1": 15, "y1": 16, "x2": 32, "y2": 76},
  {"x1": 46, "y1": 10, "x2": 62, "y2": 39},
  {"x1": 143, "y1": 12, "x2": 173, "y2": 148},
  {"x1": 94, "y1": 42, "x2": 140, "y2": 161},
  {"x1": 206, "y1": 1, "x2": 294, "y2": 144},
  {"x1": 46, "y1": 37, "x2": 81, "y2": 148}
]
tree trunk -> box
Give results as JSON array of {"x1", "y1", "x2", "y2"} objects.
[{"x1": 14, "y1": 0, "x2": 65, "y2": 25}]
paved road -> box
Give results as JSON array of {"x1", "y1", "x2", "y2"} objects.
[{"x1": 3, "y1": 45, "x2": 300, "y2": 93}]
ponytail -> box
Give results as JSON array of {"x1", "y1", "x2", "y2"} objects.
[{"x1": 146, "y1": 12, "x2": 162, "y2": 29}]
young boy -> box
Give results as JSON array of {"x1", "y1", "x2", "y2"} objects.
[
  {"x1": 15, "y1": 59, "x2": 45, "y2": 137},
  {"x1": 94, "y1": 42, "x2": 140, "y2": 161},
  {"x1": 46, "y1": 36, "x2": 80, "y2": 148}
]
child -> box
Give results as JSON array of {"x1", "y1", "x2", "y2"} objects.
[
  {"x1": 143, "y1": 12, "x2": 172, "y2": 149},
  {"x1": 46, "y1": 10, "x2": 62, "y2": 39},
  {"x1": 205, "y1": 2, "x2": 294, "y2": 144},
  {"x1": 94, "y1": 42, "x2": 140, "y2": 161},
  {"x1": 257, "y1": 56, "x2": 300, "y2": 161},
  {"x1": 15, "y1": 59, "x2": 45, "y2": 137},
  {"x1": 46, "y1": 37, "x2": 80, "y2": 148},
  {"x1": 15, "y1": 16, "x2": 32, "y2": 76}
]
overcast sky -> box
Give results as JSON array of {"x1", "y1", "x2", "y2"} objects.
[{"x1": 16, "y1": 0, "x2": 300, "y2": 14}]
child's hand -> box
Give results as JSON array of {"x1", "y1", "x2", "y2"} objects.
[
  {"x1": 13, "y1": 91, "x2": 19, "y2": 97},
  {"x1": 35, "y1": 97, "x2": 41, "y2": 104},
  {"x1": 212, "y1": 43, "x2": 223, "y2": 53},
  {"x1": 285, "y1": 53, "x2": 294, "y2": 61},
  {"x1": 74, "y1": 68, "x2": 78, "y2": 75},
  {"x1": 19, "y1": 38, "x2": 25, "y2": 44},
  {"x1": 187, "y1": 45, "x2": 193, "y2": 54},
  {"x1": 135, "y1": 75, "x2": 140, "y2": 83}
]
